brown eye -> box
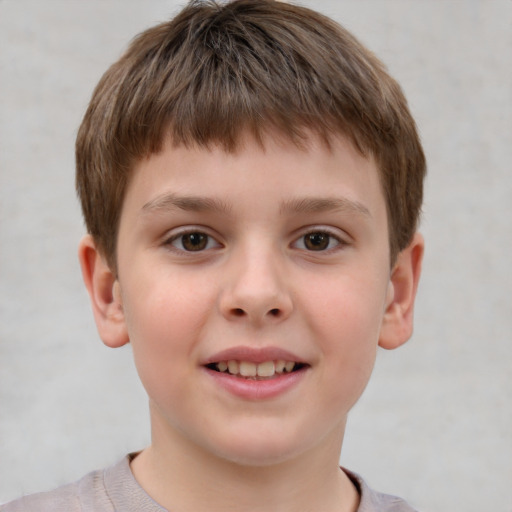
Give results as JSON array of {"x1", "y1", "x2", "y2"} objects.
[
  {"x1": 181, "y1": 232, "x2": 208, "y2": 251},
  {"x1": 293, "y1": 231, "x2": 342, "y2": 252},
  {"x1": 169, "y1": 231, "x2": 218, "y2": 252},
  {"x1": 303, "y1": 232, "x2": 331, "y2": 251}
]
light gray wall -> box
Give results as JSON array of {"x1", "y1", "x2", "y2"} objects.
[{"x1": 1, "y1": 1, "x2": 511, "y2": 510}]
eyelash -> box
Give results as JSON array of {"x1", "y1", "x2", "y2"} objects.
[
  {"x1": 163, "y1": 228, "x2": 347, "y2": 254},
  {"x1": 165, "y1": 229, "x2": 222, "y2": 253},
  {"x1": 292, "y1": 229, "x2": 345, "y2": 252}
]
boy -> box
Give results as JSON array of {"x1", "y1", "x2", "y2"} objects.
[{"x1": 2, "y1": 0, "x2": 425, "y2": 510}]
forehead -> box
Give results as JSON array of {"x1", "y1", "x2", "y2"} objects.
[{"x1": 122, "y1": 131, "x2": 385, "y2": 221}]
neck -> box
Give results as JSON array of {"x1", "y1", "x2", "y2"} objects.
[{"x1": 130, "y1": 408, "x2": 359, "y2": 512}]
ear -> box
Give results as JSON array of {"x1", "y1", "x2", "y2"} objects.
[
  {"x1": 78, "y1": 235, "x2": 129, "y2": 348},
  {"x1": 378, "y1": 232, "x2": 424, "y2": 350}
]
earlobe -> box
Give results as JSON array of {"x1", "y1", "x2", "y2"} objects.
[
  {"x1": 78, "y1": 235, "x2": 129, "y2": 348},
  {"x1": 378, "y1": 232, "x2": 424, "y2": 350}
]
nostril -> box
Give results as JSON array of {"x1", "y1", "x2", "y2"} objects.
[
  {"x1": 269, "y1": 308, "x2": 280, "y2": 316},
  {"x1": 232, "y1": 308, "x2": 245, "y2": 317}
]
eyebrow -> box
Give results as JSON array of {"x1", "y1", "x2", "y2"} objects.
[
  {"x1": 141, "y1": 193, "x2": 232, "y2": 215},
  {"x1": 280, "y1": 197, "x2": 371, "y2": 217},
  {"x1": 141, "y1": 193, "x2": 370, "y2": 218}
]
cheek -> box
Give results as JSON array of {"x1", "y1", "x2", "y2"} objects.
[
  {"x1": 305, "y1": 274, "x2": 386, "y2": 344},
  {"x1": 120, "y1": 274, "x2": 213, "y2": 391},
  {"x1": 124, "y1": 266, "x2": 211, "y2": 339},
  {"x1": 301, "y1": 273, "x2": 386, "y2": 389}
]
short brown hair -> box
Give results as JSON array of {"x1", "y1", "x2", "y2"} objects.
[{"x1": 76, "y1": 0, "x2": 425, "y2": 270}]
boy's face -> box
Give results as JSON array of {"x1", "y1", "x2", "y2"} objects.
[{"x1": 88, "y1": 132, "x2": 420, "y2": 466}]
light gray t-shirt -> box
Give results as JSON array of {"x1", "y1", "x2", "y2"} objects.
[{"x1": 1, "y1": 455, "x2": 418, "y2": 511}]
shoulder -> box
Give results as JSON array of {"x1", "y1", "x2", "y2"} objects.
[
  {"x1": 1, "y1": 481, "x2": 81, "y2": 512},
  {"x1": 0, "y1": 461, "x2": 119, "y2": 512},
  {"x1": 343, "y1": 468, "x2": 420, "y2": 512},
  {"x1": 1, "y1": 454, "x2": 163, "y2": 512}
]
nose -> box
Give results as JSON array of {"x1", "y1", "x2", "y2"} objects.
[{"x1": 219, "y1": 245, "x2": 293, "y2": 325}]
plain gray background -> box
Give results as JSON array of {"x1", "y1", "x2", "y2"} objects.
[{"x1": 1, "y1": 1, "x2": 511, "y2": 510}]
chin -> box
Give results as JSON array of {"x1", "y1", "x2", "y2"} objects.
[
  {"x1": 203, "y1": 427, "x2": 319, "y2": 468},
  {"x1": 219, "y1": 446, "x2": 302, "y2": 468}
]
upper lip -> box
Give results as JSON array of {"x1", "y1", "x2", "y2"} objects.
[{"x1": 202, "y1": 346, "x2": 307, "y2": 366}]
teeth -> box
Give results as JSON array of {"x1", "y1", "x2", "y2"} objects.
[
  {"x1": 275, "y1": 360, "x2": 286, "y2": 373},
  {"x1": 214, "y1": 359, "x2": 298, "y2": 378},
  {"x1": 227, "y1": 360, "x2": 239, "y2": 374},
  {"x1": 239, "y1": 361, "x2": 257, "y2": 377},
  {"x1": 257, "y1": 361, "x2": 275, "y2": 377},
  {"x1": 285, "y1": 361, "x2": 295, "y2": 372}
]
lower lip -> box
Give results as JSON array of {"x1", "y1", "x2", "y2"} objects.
[{"x1": 203, "y1": 367, "x2": 308, "y2": 400}]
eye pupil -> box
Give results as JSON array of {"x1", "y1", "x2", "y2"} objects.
[
  {"x1": 182, "y1": 232, "x2": 207, "y2": 251},
  {"x1": 305, "y1": 233, "x2": 329, "y2": 251}
]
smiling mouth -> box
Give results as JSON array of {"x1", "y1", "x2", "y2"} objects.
[{"x1": 206, "y1": 360, "x2": 308, "y2": 380}]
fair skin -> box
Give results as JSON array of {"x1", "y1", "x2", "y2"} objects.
[{"x1": 79, "y1": 132, "x2": 423, "y2": 512}]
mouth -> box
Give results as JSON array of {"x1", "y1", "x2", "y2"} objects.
[
  {"x1": 202, "y1": 348, "x2": 309, "y2": 399},
  {"x1": 205, "y1": 360, "x2": 309, "y2": 380}
]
